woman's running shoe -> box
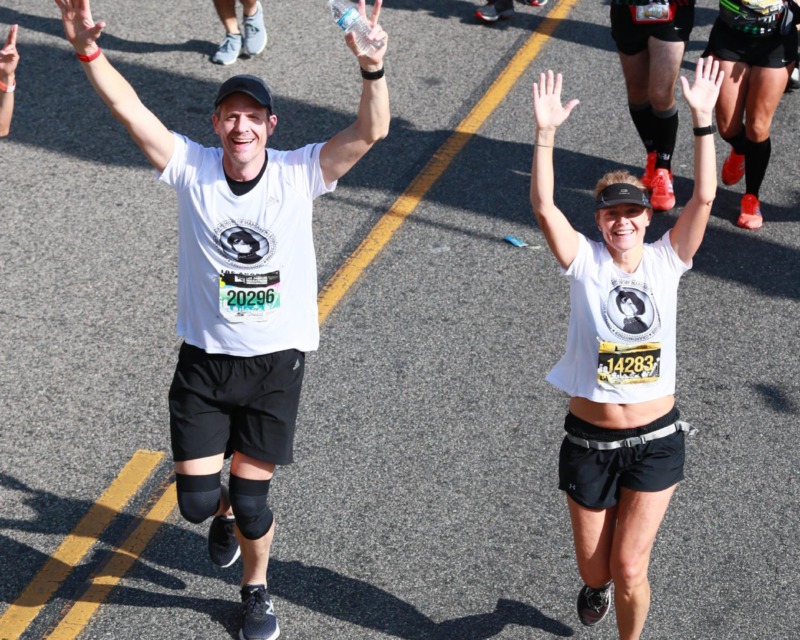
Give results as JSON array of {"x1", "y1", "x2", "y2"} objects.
[{"x1": 577, "y1": 581, "x2": 613, "y2": 626}]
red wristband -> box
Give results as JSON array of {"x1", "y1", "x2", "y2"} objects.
[{"x1": 76, "y1": 48, "x2": 102, "y2": 62}]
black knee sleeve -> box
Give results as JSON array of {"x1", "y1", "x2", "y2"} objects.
[
  {"x1": 175, "y1": 472, "x2": 221, "y2": 524},
  {"x1": 229, "y1": 475, "x2": 274, "y2": 541}
]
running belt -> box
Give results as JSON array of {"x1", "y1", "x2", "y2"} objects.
[{"x1": 566, "y1": 421, "x2": 697, "y2": 450}]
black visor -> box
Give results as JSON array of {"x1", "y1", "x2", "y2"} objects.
[{"x1": 595, "y1": 183, "x2": 651, "y2": 210}]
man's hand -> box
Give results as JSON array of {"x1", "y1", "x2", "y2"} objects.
[
  {"x1": 54, "y1": 0, "x2": 105, "y2": 56},
  {"x1": 345, "y1": 0, "x2": 387, "y2": 71},
  {"x1": 0, "y1": 24, "x2": 19, "y2": 84}
]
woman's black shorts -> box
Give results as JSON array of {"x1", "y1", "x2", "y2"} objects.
[
  {"x1": 558, "y1": 408, "x2": 687, "y2": 510},
  {"x1": 704, "y1": 19, "x2": 798, "y2": 69},
  {"x1": 168, "y1": 342, "x2": 306, "y2": 465},
  {"x1": 611, "y1": 4, "x2": 695, "y2": 56}
]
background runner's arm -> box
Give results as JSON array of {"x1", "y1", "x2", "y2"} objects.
[{"x1": 0, "y1": 25, "x2": 19, "y2": 137}]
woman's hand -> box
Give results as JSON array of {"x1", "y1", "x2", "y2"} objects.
[
  {"x1": 532, "y1": 70, "x2": 579, "y2": 133},
  {"x1": 680, "y1": 57, "x2": 724, "y2": 126}
]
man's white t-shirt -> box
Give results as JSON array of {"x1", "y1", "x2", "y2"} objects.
[
  {"x1": 159, "y1": 133, "x2": 336, "y2": 356},
  {"x1": 546, "y1": 231, "x2": 690, "y2": 403}
]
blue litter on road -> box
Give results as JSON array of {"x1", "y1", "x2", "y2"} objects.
[{"x1": 504, "y1": 235, "x2": 528, "y2": 248}]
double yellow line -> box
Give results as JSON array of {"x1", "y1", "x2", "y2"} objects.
[
  {"x1": 0, "y1": 2, "x2": 577, "y2": 637},
  {"x1": 0, "y1": 451, "x2": 166, "y2": 637}
]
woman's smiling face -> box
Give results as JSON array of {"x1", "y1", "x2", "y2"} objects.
[{"x1": 595, "y1": 203, "x2": 652, "y2": 254}]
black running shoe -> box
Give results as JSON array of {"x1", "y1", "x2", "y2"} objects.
[
  {"x1": 577, "y1": 581, "x2": 613, "y2": 626},
  {"x1": 240, "y1": 585, "x2": 279, "y2": 640},
  {"x1": 208, "y1": 515, "x2": 241, "y2": 568}
]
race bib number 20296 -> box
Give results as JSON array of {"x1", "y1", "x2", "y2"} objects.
[{"x1": 219, "y1": 271, "x2": 281, "y2": 323}]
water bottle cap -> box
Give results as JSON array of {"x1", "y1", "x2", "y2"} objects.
[{"x1": 215, "y1": 74, "x2": 274, "y2": 112}]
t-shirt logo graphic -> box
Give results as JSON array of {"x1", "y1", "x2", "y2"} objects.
[
  {"x1": 219, "y1": 226, "x2": 271, "y2": 265},
  {"x1": 605, "y1": 286, "x2": 657, "y2": 339}
]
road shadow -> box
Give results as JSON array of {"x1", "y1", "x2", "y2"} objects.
[
  {"x1": 436, "y1": 132, "x2": 800, "y2": 302},
  {"x1": 1, "y1": 475, "x2": 574, "y2": 639},
  {"x1": 0, "y1": 5, "x2": 209, "y2": 56}
]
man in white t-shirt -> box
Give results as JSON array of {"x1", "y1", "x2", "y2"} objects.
[{"x1": 56, "y1": 1, "x2": 389, "y2": 638}]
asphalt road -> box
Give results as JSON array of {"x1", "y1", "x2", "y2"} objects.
[{"x1": 1, "y1": 1, "x2": 799, "y2": 639}]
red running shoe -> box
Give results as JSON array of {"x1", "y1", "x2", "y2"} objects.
[
  {"x1": 649, "y1": 168, "x2": 675, "y2": 211},
  {"x1": 641, "y1": 151, "x2": 657, "y2": 189},
  {"x1": 722, "y1": 149, "x2": 745, "y2": 186},
  {"x1": 737, "y1": 194, "x2": 763, "y2": 230},
  {"x1": 524, "y1": 0, "x2": 549, "y2": 5}
]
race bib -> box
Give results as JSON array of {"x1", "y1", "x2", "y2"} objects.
[
  {"x1": 631, "y1": 1, "x2": 675, "y2": 23},
  {"x1": 741, "y1": 0, "x2": 785, "y2": 15},
  {"x1": 597, "y1": 340, "x2": 662, "y2": 386},
  {"x1": 219, "y1": 271, "x2": 281, "y2": 323}
]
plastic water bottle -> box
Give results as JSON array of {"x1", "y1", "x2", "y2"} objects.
[{"x1": 327, "y1": 0, "x2": 385, "y2": 56}]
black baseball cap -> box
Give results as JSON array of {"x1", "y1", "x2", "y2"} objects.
[
  {"x1": 214, "y1": 74, "x2": 274, "y2": 111},
  {"x1": 595, "y1": 183, "x2": 651, "y2": 210}
]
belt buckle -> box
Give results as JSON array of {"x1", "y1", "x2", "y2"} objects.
[{"x1": 622, "y1": 435, "x2": 645, "y2": 448}]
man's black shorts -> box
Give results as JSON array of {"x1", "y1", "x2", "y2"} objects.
[
  {"x1": 611, "y1": 4, "x2": 695, "y2": 56},
  {"x1": 704, "y1": 19, "x2": 798, "y2": 69},
  {"x1": 169, "y1": 342, "x2": 306, "y2": 465},
  {"x1": 558, "y1": 408, "x2": 686, "y2": 509}
]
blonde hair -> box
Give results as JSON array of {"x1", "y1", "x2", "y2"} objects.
[{"x1": 593, "y1": 170, "x2": 646, "y2": 200}]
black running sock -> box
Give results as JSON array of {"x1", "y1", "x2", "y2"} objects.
[
  {"x1": 652, "y1": 106, "x2": 678, "y2": 172},
  {"x1": 744, "y1": 136, "x2": 771, "y2": 198},
  {"x1": 628, "y1": 102, "x2": 657, "y2": 154},
  {"x1": 722, "y1": 128, "x2": 747, "y2": 156}
]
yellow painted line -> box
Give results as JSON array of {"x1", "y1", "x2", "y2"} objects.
[
  {"x1": 0, "y1": 450, "x2": 163, "y2": 637},
  {"x1": 318, "y1": 0, "x2": 580, "y2": 324},
  {"x1": 46, "y1": 479, "x2": 177, "y2": 640}
]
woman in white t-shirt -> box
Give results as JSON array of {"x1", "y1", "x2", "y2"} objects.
[{"x1": 529, "y1": 58, "x2": 723, "y2": 640}]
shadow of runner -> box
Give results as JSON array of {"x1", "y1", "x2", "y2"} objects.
[
  {"x1": 269, "y1": 559, "x2": 574, "y2": 639},
  {"x1": 0, "y1": 6, "x2": 209, "y2": 55}
]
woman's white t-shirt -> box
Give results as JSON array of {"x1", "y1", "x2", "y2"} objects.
[{"x1": 546, "y1": 231, "x2": 690, "y2": 403}]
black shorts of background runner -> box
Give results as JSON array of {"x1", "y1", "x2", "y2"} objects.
[
  {"x1": 703, "y1": 19, "x2": 798, "y2": 68},
  {"x1": 558, "y1": 408, "x2": 686, "y2": 510},
  {"x1": 610, "y1": 4, "x2": 695, "y2": 56},
  {"x1": 169, "y1": 342, "x2": 306, "y2": 465}
]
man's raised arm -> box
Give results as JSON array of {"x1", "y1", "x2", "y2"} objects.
[
  {"x1": 55, "y1": 0, "x2": 174, "y2": 171},
  {"x1": 319, "y1": 0, "x2": 390, "y2": 185}
]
